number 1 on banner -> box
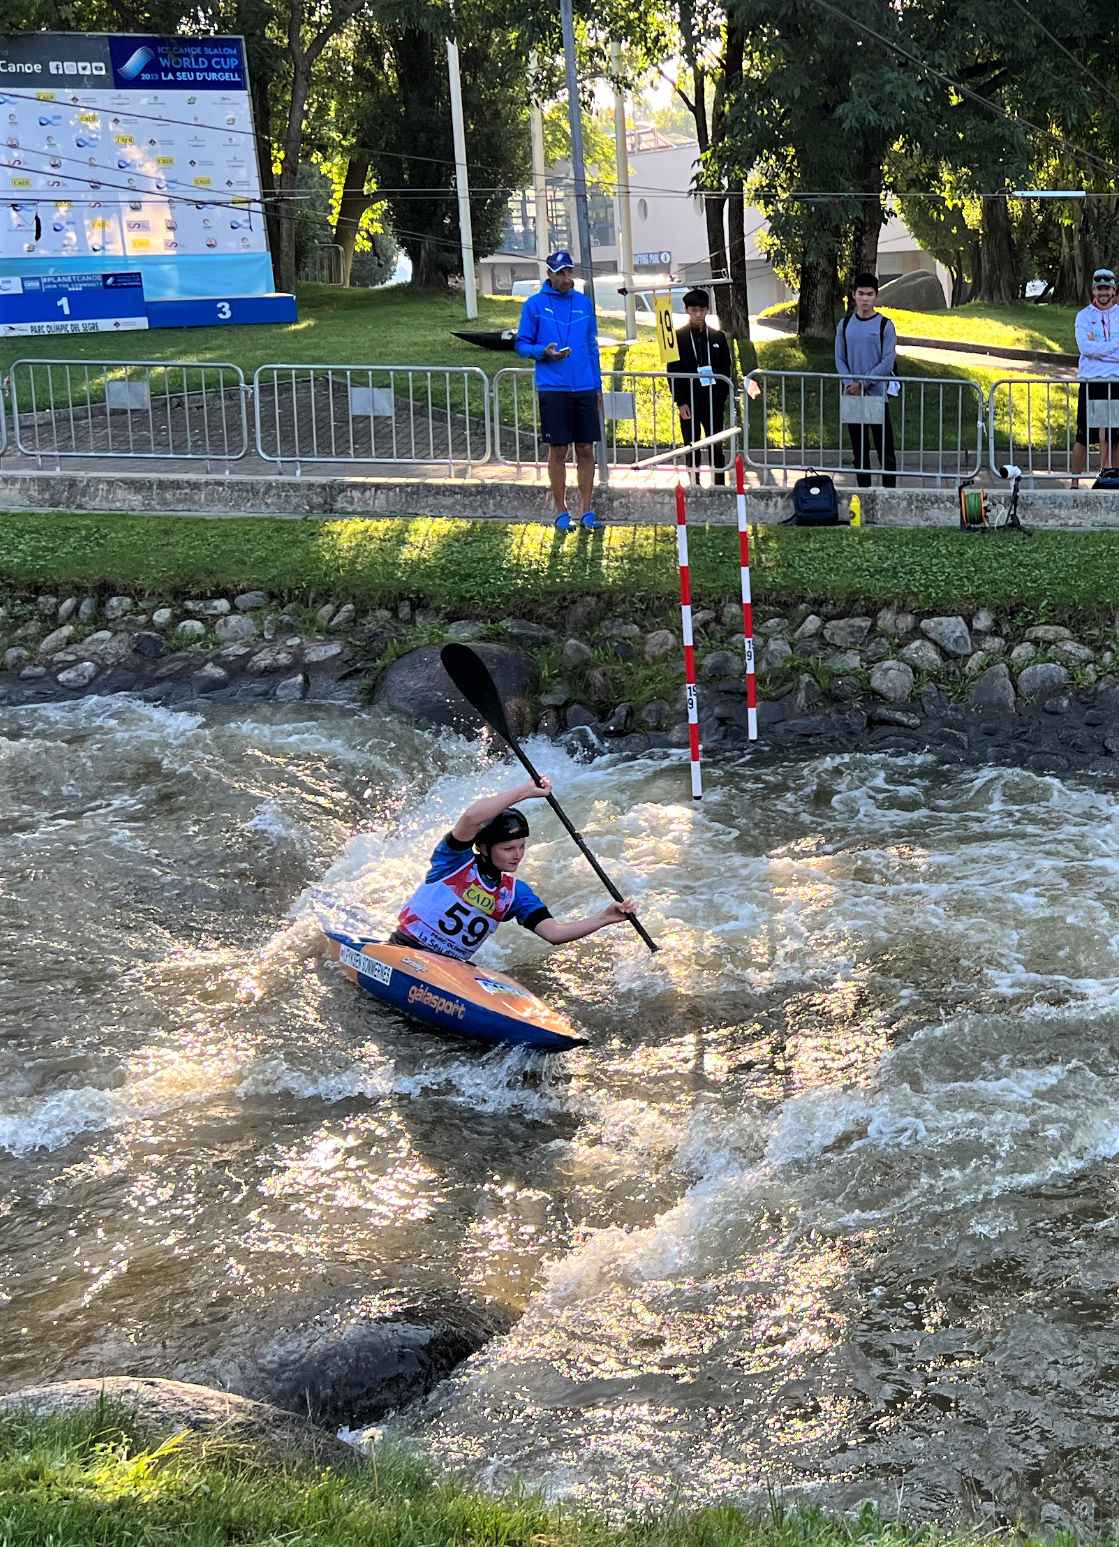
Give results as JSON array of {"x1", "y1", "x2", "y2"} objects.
[{"x1": 655, "y1": 295, "x2": 679, "y2": 365}]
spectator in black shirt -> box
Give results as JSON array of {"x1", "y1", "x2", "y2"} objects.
[{"x1": 667, "y1": 289, "x2": 733, "y2": 485}]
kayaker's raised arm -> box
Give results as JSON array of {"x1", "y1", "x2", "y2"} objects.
[
  {"x1": 534, "y1": 899, "x2": 636, "y2": 944},
  {"x1": 451, "y1": 777, "x2": 553, "y2": 843}
]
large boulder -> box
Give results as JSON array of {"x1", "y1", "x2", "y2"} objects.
[
  {"x1": 375, "y1": 643, "x2": 538, "y2": 736},
  {"x1": 237, "y1": 1299, "x2": 508, "y2": 1428},
  {"x1": 878, "y1": 269, "x2": 947, "y2": 311},
  {"x1": 0, "y1": 1378, "x2": 354, "y2": 1464}
]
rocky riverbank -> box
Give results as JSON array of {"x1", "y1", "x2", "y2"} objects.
[{"x1": 3, "y1": 585, "x2": 1119, "y2": 775}]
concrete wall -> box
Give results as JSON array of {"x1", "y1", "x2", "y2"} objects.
[{"x1": 3, "y1": 469, "x2": 1119, "y2": 528}]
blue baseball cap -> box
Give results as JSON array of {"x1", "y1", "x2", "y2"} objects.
[{"x1": 546, "y1": 250, "x2": 574, "y2": 273}]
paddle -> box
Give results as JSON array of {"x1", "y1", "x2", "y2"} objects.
[{"x1": 440, "y1": 643, "x2": 660, "y2": 954}]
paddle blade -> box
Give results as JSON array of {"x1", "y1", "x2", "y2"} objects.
[{"x1": 440, "y1": 643, "x2": 516, "y2": 744}]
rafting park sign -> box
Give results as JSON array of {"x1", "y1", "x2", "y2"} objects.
[{"x1": 0, "y1": 32, "x2": 296, "y2": 330}]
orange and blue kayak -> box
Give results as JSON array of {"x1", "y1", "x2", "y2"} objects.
[{"x1": 322, "y1": 931, "x2": 587, "y2": 1051}]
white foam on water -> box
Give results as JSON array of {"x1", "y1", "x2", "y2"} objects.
[
  {"x1": 392, "y1": 1043, "x2": 565, "y2": 1117},
  {"x1": 236, "y1": 1054, "x2": 395, "y2": 1103},
  {"x1": 0, "y1": 1053, "x2": 231, "y2": 1157}
]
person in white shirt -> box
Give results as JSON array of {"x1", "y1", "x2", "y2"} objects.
[{"x1": 1072, "y1": 268, "x2": 1119, "y2": 484}]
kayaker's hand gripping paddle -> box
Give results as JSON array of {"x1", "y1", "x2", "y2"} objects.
[{"x1": 440, "y1": 643, "x2": 659, "y2": 954}]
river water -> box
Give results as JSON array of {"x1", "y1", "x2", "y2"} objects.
[{"x1": 3, "y1": 696, "x2": 1119, "y2": 1529}]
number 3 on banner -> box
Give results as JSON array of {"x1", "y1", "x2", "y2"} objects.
[
  {"x1": 216, "y1": 301, "x2": 232, "y2": 321},
  {"x1": 655, "y1": 295, "x2": 679, "y2": 365}
]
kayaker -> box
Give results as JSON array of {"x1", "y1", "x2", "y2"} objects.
[{"x1": 391, "y1": 777, "x2": 635, "y2": 961}]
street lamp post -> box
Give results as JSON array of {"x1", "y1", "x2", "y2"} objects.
[
  {"x1": 446, "y1": 34, "x2": 478, "y2": 319},
  {"x1": 558, "y1": 0, "x2": 608, "y2": 487},
  {"x1": 559, "y1": 0, "x2": 595, "y2": 308},
  {"x1": 611, "y1": 41, "x2": 637, "y2": 341}
]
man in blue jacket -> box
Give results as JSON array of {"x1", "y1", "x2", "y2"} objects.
[{"x1": 514, "y1": 251, "x2": 604, "y2": 532}]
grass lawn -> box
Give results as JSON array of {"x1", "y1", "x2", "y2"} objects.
[
  {"x1": 1, "y1": 283, "x2": 1050, "y2": 384},
  {"x1": 0, "y1": 1405, "x2": 998, "y2": 1547},
  {"x1": 3, "y1": 511, "x2": 1119, "y2": 625},
  {"x1": 758, "y1": 299, "x2": 1077, "y2": 356},
  {"x1": 0, "y1": 284, "x2": 528, "y2": 380}
]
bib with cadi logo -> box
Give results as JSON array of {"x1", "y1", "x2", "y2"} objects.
[{"x1": 398, "y1": 856, "x2": 517, "y2": 961}]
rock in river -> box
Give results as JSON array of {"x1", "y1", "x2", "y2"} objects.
[
  {"x1": 235, "y1": 1297, "x2": 510, "y2": 1429},
  {"x1": 375, "y1": 643, "x2": 537, "y2": 736}
]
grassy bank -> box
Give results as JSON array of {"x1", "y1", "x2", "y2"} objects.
[
  {"x1": 0, "y1": 1406, "x2": 1006, "y2": 1547},
  {"x1": 2, "y1": 512, "x2": 1118, "y2": 624},
  {"x1": 0, "y1": 284, "x2": 1049, "y2": 394},
  {"x1": 759, "y1": 299, "x2": 1078, "y2": 356},
  {"x1": 0, "y1": 284, "x2": 525, "y2": 379}
]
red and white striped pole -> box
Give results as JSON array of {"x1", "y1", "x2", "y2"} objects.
[
  {"x1": 675, "y1": 482, "x2": 702, "y2": 799},
  {"x1": 736, "y1": 454, "x2": 758, "y2": 741}
]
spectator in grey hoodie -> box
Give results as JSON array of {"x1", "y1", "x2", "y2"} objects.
[{"x1": 835, "y1": 272, "x2": 898, "y2": 488}]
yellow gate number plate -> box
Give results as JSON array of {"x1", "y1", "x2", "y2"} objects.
[{"x1": 655, "y1": 294, "x2": 679, "y2": 365}]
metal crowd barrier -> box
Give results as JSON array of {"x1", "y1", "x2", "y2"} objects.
[
  {"x1": 492, "y1": 367, "x2": 737, "y2": 474},
  {"x1": 988, "y1": 376, "x2": 1119, "y2": 482},
  {"x1": 252, "y1": 364, "x2": 492, "y2": 474},
  {"x1": 8, "y1": 359, "x2": 247, "y2": 468},
  {"x1": 744, "y1": 369, "x2": 985, "y2": 485}
]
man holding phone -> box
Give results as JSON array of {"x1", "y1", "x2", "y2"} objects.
[{"x1": 514, "y1": 251, "x2": 604, "y2": 532}]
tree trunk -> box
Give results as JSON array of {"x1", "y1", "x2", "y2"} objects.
[
  {"x1": 798, "y1": 248, "x2": 839, "y2": 340},
  {"x1": 967, "y1": 237, "x2": 983, "y2": 302},
  {"x1": 334, "y1": 157, "x2": 372, "y2": 284},
  {"x1": 715, "y1": 15, "x2": 752, "y2": 369},
  {"x1": 724, "y1": 186, "x2": 755, "y2": 373},
  {"x1": 251, "y1": 75, "x2": 282, "y2": 271},
  {"x1": 950, "y1": 258, "x2": 970, "y2": 307},
  {"x1": 978, "y1": 194, "x2": 1016, "y2": 305},
  {"x1": 852, "y1": 192, "x2": 883, "y2": 282},
  {"x1": 274, "y1": 0, "x2": 366, "y2": 293},
  {"x1": 414, "y1": 235, "x2": 448, "y2": 291},
  {"x1": 276, "y1": 52, "x2": 313, "y2": 294}
]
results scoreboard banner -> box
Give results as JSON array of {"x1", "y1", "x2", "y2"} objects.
[{"x1": 0, "y1": 33, "x2": 269, "y2": 285}]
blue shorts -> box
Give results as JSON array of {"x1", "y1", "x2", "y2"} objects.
[{"x1": 539, "y1": 390, "x2": 601, "y2": 446}]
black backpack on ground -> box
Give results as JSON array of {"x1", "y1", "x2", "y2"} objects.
[
  {"x1": 1093, "y1": 468, "x2": 1119, "y2": 490},
  {"x1": 790, "y1": 470, "x2": 840, "y2": 525}
]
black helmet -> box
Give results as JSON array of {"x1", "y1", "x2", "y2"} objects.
[{"x1": 475, "y1": 807, "x2": 530, "y2": 852}]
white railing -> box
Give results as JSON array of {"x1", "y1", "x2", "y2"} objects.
[
  {"x1": 252, "y1": 364, "x2": 492, "y2": 474},
  {"x1": 744, "y1": 369, "x2": 985, "y2": 485},
  {"x1": 491, "y1": 367, "x2": 737, "y2": 477},
  {"x1": 988, "y1": 376, "x2": 1118, "y2": 482},
  {"x1": 8, "y1": 359, "x2": 247, "y2": 468}
]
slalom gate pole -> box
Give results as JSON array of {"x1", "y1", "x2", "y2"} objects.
[
  {"x1": 735, "y1": 454, "x2": 758, "y2": 742},
  {"x1": 675, "y1": 482, "x2": 702, "y2": 799}
]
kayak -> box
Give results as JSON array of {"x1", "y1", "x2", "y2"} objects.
[{"x1": 322, "y1": 931, "x2": 587, "y2": 1051}]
